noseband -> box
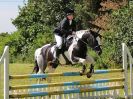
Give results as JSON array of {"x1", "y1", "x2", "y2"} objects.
[{"x1": 93, "y1": 45, "x2": 102, "y2": 50}]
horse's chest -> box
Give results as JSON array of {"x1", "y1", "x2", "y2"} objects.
[{"x1": 73, "y1": 46, "x2": 87, "y2": 58}]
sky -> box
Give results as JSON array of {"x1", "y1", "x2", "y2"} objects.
[{"x1": 0, "y1": 0, "x2": 27, "y2": 33}]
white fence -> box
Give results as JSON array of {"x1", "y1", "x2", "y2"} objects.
[
  {"x1": 0, "y1": 43, "x2": 133, "y2": 99},
  {"x1": 122, "y1": 43, "x2": 133, "y2": 98},
  {"x1": 0, "y1": 46, "x2": 9, "y2": 99}
]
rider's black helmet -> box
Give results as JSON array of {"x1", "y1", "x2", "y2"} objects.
[{"x1": 65, "y1": 8, "x2": 74, "y2": 16}]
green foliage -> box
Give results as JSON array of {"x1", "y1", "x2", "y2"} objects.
[
  {"x1": 0, "y1": 33, "x2": 10, "y2": 56},
  {"x1": 96, "y1": 5, "x2": 133, "y2": 69},
  {"x1": 110, "y1": 6, "x2": 133, "y2": 59},
  {"x1": 8, "y1": 27, "x2": 53, "y2": 63},
  {"x1": 75, "y1": 0, "x2": 97, "y2": 29}
]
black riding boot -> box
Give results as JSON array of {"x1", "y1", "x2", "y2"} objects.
[{"x1": 52, "y1": 48, "x2": 61, "y2": 64}]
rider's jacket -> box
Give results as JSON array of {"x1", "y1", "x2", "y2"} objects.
[{"x1": 54, "y1": 17, "x2": 76, "y2": 37}]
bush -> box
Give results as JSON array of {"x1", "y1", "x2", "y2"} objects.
[{"x1": 97, "y1": 5, "x2": 133, "y2": 69}]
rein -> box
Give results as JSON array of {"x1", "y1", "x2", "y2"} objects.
[
  {"x1": 74, "y1": 34, "x2": 101, "y2": 50},
  {"x1": 74, "y1": 34, "x2": 91, "y2": 48}
]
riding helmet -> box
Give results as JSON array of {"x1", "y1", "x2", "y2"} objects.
[{"x1": 65, "y1": 8, "x2": 74, "y2": 16}]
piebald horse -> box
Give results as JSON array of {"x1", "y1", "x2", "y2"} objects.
[{"x1": 33, "y1": 29, "x2": 102, "y2": 79}]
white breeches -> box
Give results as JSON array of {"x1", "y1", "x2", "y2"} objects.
[{"x1": 54, "y1": 34, "x2": 63, "y2": 49}]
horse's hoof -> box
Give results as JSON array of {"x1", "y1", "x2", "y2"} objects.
[
  {"x1": 86, "y1": 72, "x2": 92, "y2": 78},
  {"x1": 40, "y1": 78, "x2": 46, "y2": 81},
  {"x1": 42, "y1": 78, "x2": 46, "y2": 80},
  {"x1": 79, "y1": 71, "x2": 84, "y2": 76}
]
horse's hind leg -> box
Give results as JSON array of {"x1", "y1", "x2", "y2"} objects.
[
  {"x1": 46, "y1": 62, "x2": 59, "y2": 83},
  {"x1": 36, "y1": 55, "x2": 44, "y2": 75},
  {"x1": 36, "y1": 54, "x2": 49, "y2": 83}
]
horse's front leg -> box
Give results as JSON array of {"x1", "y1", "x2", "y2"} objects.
[
  {"x1": 79, "y1": 64, "x2": 87, "y2": 76},
  {"x1": 75, "y1": 58, "x2": 87, "y2": 75},
  {"x1": 85, "y1": 55, "x2": 95, "y2": 78},
  {"x1": 86, "y1": 64, "x2": 94, "y2": 78}
]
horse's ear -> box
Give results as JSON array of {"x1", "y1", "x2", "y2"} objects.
[
  {"x1": 90, "y1": 29, "x2": 102, "y2": 38},
  {"x1": 98, "y1": 34, "x2": 102, "y2": 39},
  {"x1": 90, "y1": 30, "x2": 97, "y2": 37}
]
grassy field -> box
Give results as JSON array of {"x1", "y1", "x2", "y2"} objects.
[{"x1": 0, "y1": 63, "x2": 130, "y2": 98}]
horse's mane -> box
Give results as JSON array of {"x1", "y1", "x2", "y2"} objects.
[
  {"x1": 76, "y1": 30, "x2": 89, "y2": 35},
  {"x1": 75, "y1": 29, "x2": 95, "y2": 47}
]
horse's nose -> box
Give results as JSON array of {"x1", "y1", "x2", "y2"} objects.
[
  {"x1": 97, "y1": 50, "x2": 102, "y2": 56},
  {"x1": 95, "y1": 46, "x2": 102, "y2": 56},
  {"x1": 96, "y1": 48, "x2": 102, "y2": 55}
]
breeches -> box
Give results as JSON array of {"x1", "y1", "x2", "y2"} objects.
[{"x1": 54, "y1": 34, "x2": 63, "y2": 49}]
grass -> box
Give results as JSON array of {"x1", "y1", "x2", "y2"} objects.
[{"x1": 0, "y1": 63, "x2": 131, "y2": 98}]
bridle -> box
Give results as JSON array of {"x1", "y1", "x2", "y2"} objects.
[
  {"x1": 74, "y1": 33, "x2": 102, "y2": 49},
  {"x1": 93, "y1": 45, "x2": 102, "y2": 50}
]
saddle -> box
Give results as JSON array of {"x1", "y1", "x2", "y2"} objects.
[{"x1": 63, "y1": 35, "x2": 74, "y2": 50}]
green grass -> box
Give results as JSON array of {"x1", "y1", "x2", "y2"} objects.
[{"x1": 0, "y1": 63, "x2": 131, "y2": 98}]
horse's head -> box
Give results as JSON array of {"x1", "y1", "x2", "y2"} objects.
[
  {"x1": 77, "y1": 30, "x2": 102, "y2": 55},
  {"x1": 89, "y1": 30, "x2": 102, "y2": 55}
]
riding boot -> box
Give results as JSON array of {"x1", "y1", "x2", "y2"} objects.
[{"x1": 52, "y1": 48, "x2": 61, "y2": 64}]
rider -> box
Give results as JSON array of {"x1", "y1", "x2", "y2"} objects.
[{"x1": 52, "y1": 8, "x2": 76, "y2": 64}]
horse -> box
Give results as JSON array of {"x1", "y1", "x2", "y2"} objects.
[{"x1": 33, "y1": 29, "x2": 102, "y2": 79}]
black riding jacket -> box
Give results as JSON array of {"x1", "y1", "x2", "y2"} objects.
[{"x1": 54, "y1": 17, "x2": 76, "y2": 37}]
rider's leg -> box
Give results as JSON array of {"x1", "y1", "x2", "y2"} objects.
[{"x1": 52, "y1": 34, "x2": 63, "y2": 63}]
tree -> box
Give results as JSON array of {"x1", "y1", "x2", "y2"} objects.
[
  {"x1": 100, "y1": 5, "x2": 133, "y2": 68},
  {"x1": 0, "y1": 33, "x2": 10, "y2": 56}
]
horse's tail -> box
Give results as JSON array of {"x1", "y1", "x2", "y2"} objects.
[{"x1": 32, "y1": 59, "x2": 39, "y2": 73}]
